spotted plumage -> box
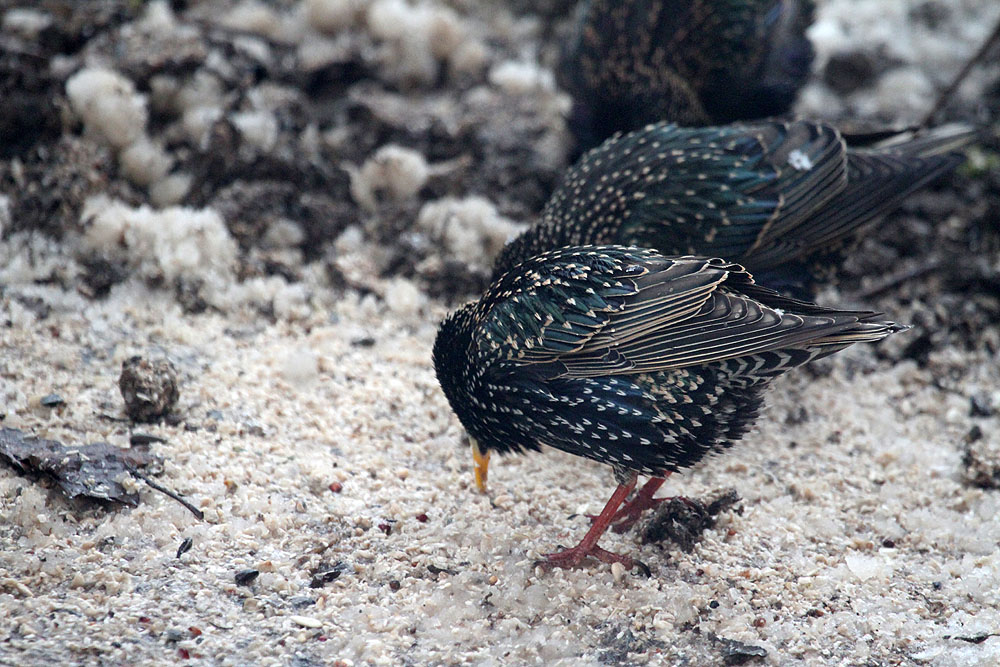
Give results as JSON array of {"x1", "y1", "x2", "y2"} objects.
[
  {"x1": 562, "y1": 0, "x2": 814, "y2": 151},
  {"x1": 493, "y1": 121, "x2": 972, "y2": 295},
  {"x1": 434, "y1": 246, "x2": 905, "y2": 568}
]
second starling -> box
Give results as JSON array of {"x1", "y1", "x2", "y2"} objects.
[
  {"x1": 561, "y1": 0, "x2": 815, "y2": 151},
  {"x1": 493, "y1": 120, "x2": 973, "y2": 295},
  {"x1": 434, "y1": 246, "x2": 905, "y2": 570}
]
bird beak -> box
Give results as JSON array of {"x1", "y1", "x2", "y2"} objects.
[{"x1": 471, "y1": 438, "x2": 490, "y2": 493}]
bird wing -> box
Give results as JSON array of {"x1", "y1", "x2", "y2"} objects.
[
  {"x1": 744, "y1": 126, "x2": 972, "y2": 269},
  {"x1": 475, "y1": 247, "x2": 878, "y2": 379},
  {"x1": 540, "y1": 120, "x2": 847, "y2": 262},
  {"x1": 475, "y1": 247, "x2": 677, "y2": 366},
  {"x1": 559, "y1": 260, "x2": 871, "y2": 377}
]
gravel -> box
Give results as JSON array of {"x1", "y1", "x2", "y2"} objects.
[{"x1": 2, "y1": 0, "x2": 999, "y2": 665}]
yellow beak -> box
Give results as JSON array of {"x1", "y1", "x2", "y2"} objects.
[{"x1": 471, "y1": 438, "x2": 490, "y2": 493}]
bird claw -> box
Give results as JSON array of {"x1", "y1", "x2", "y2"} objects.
[
  {"x1": 536, "y1": 543, "x2": 634, "y2": 571},
  {"x1": 535, "y1": 547, "x2": 652, "y2": 577}
]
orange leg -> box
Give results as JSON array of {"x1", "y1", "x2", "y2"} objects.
[
  {"x1": 586, "y1": 474, "x2": 678, "y2": 533},
  {"x1": 540, "y1": 475, "x2": 638, "y2": 570},
  {"x1": 608, "y1": 474, "x2": 672, "y2": 533}
]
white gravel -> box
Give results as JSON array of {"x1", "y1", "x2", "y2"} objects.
[
  {"x1": 2, "y1": 0, "x2": 1000, "y2": 665},
  {"x1": 2, "y1": 262, "x2": 999, "y2": 665}
]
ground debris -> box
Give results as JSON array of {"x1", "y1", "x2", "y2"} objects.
[
  {"x1": 948, "y1": 632, "x2": 1000, "y2": 644},
  {"x1": 309, "y1": 561, "x2": 346, "y2": 588},
  {"x1": 0, "y1": 426, "x2": 160, "y2": 506},
  {"x1": 176, "y1": 537, "x2": 193, "y2": 559},
  {"x1": 714, "y1": 635, "x2": 768, "y2": 665},
  {"x1": 641, "y1": 488, "x2": 742, "y2": 551},
  {"x1": 0, "y1": 426, "x2": 201, "y2": 518},
  {"x1": 962, "y1": 434, "x2": 1000, "y2": 489},
  {"x1": 597, "y1": 622, "x2": 666, "y2": 665},
  {"x1": 119, "y1": 356, "x2": 180, "y2": 422},
  {"x1": 235, "y1": 569, "x2": 260, "y2": 586}
]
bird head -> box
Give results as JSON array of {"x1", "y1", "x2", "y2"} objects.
[{"x1": 433, "y1": 303, "x2": 491, "y2": 493}]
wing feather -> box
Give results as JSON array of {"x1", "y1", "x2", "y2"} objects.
[{"x1": 476, "y1": 247, "x2": 888, "y2": 382}]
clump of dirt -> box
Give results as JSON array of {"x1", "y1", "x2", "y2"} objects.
[{"x1": 1, "y1": 0, "x2": 570, "y2": 304}]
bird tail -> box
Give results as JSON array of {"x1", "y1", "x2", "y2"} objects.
[
  {"x1": 803, "y1": 314, "x2": 909, "y2": 362},
  {"x1": 746, "y1": 124, "x2": 975, "y2": 271},
  {"x1": 866, "y1": 123, "x2": 978, "y2": 158}
]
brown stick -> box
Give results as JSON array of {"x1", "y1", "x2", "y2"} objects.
[
  {"x1": 131, "y1": 469, "x2": 205, "y2": 520},
  {"x1": 921, "y1": 17, "x2": 1000, "y2": 128},
  {"x1": 851, "y1": 260, "x2": 941, "y2": 300}
]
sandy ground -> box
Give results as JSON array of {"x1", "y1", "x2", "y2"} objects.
[
  {"x1": 2, "y1": 1, "x2": 1000, "y2": 665},
  {"x1": 2, "y1": 263, "x2": 1000, "y2": 666}
]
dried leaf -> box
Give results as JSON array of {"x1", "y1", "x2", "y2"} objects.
[{"x1": 0, "y1": 427, "x2": 161, "y2": 506}]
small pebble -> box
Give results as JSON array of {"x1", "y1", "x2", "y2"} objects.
[
  {"x1": 492, "y1": 494, "x2": 513, "y2": 509},
  {"x1": 131, "y1": 432, "x2": 167, "y2": 445},
  {"x1": 165, "y1": 628, "x2": 186, "y2": 642},
  {"x1": 235, "y1": 569, "x2": 259, "y2": 586},
  {"x1": 290, "y1": 615, "x2": 322, "y2": 629},
  {"x1": 40, "y1": 393, "x2": 64, "y2": 407},
  {"x1": 310, "y1": 562, "x2": 345, "y2": 588},
  {"x1": 720, "y1": 638, "x2": 768, "y2": 666}
]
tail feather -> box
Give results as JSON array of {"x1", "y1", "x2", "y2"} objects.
[
  {"x1": 868, "y1": 123, "x2": 978, "y2": 158},
  {"x1": 745, "y1": 125, "x2": 974, "y2": 270}
]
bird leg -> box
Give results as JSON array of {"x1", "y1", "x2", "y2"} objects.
[
  {"x1": 586, "y1": 473, "x2": 694, "y2": 533},
  {"x1": 540, "y1": 475, "x2": 638, "y2": 570},
  {"x1": 608, "y1": 474, "x2": 670, "y2": 533}
]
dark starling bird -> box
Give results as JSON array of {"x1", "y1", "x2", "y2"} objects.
[
  {"x1": 434, "y1": 246, "x2": 905, "y2": 569},
  {"x1": 493, "y1": 120, "x2": 972, "y2": 295},
  {"x1": 561, "y1": 0, "x2": 815, "y2": 151}
]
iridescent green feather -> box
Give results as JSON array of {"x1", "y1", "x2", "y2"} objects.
[
  {"x1": 434, "y1": 246, "x2": 904, "y2": 472},
  {"x1": 493, "y1": 121, "x2": 972, "y2": 293}
]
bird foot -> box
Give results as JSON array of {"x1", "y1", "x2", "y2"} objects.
[
  {"x1": 538, "y1": 543, "x2": 633, "y2": 570},
  {"x1": 537, "y1": 544, "x2": 651, "y2": 576},
  {"x1": 535, "y1": 476, "x2": 652, "y2": 576}
]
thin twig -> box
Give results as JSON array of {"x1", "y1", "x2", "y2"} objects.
[
  {"x1": 850, "y1": 260, "x2": 941, "y2": 300},
  {"x1": 131, "y1": 469, "x2": 205, "y2": 520},
  {"x1": 921, "y1": 17, "x2": 1000, "y2": 128}
]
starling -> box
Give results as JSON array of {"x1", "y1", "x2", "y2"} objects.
[
  {"x1": 434, "y1": 246, "x2": 905, "y2": 569},
  {"x1": 562, "y1": 0, "x2": 814, "y2": 151},
  {"x1": 493, "y1": 120, "x2": 972, "y2": 295}
]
